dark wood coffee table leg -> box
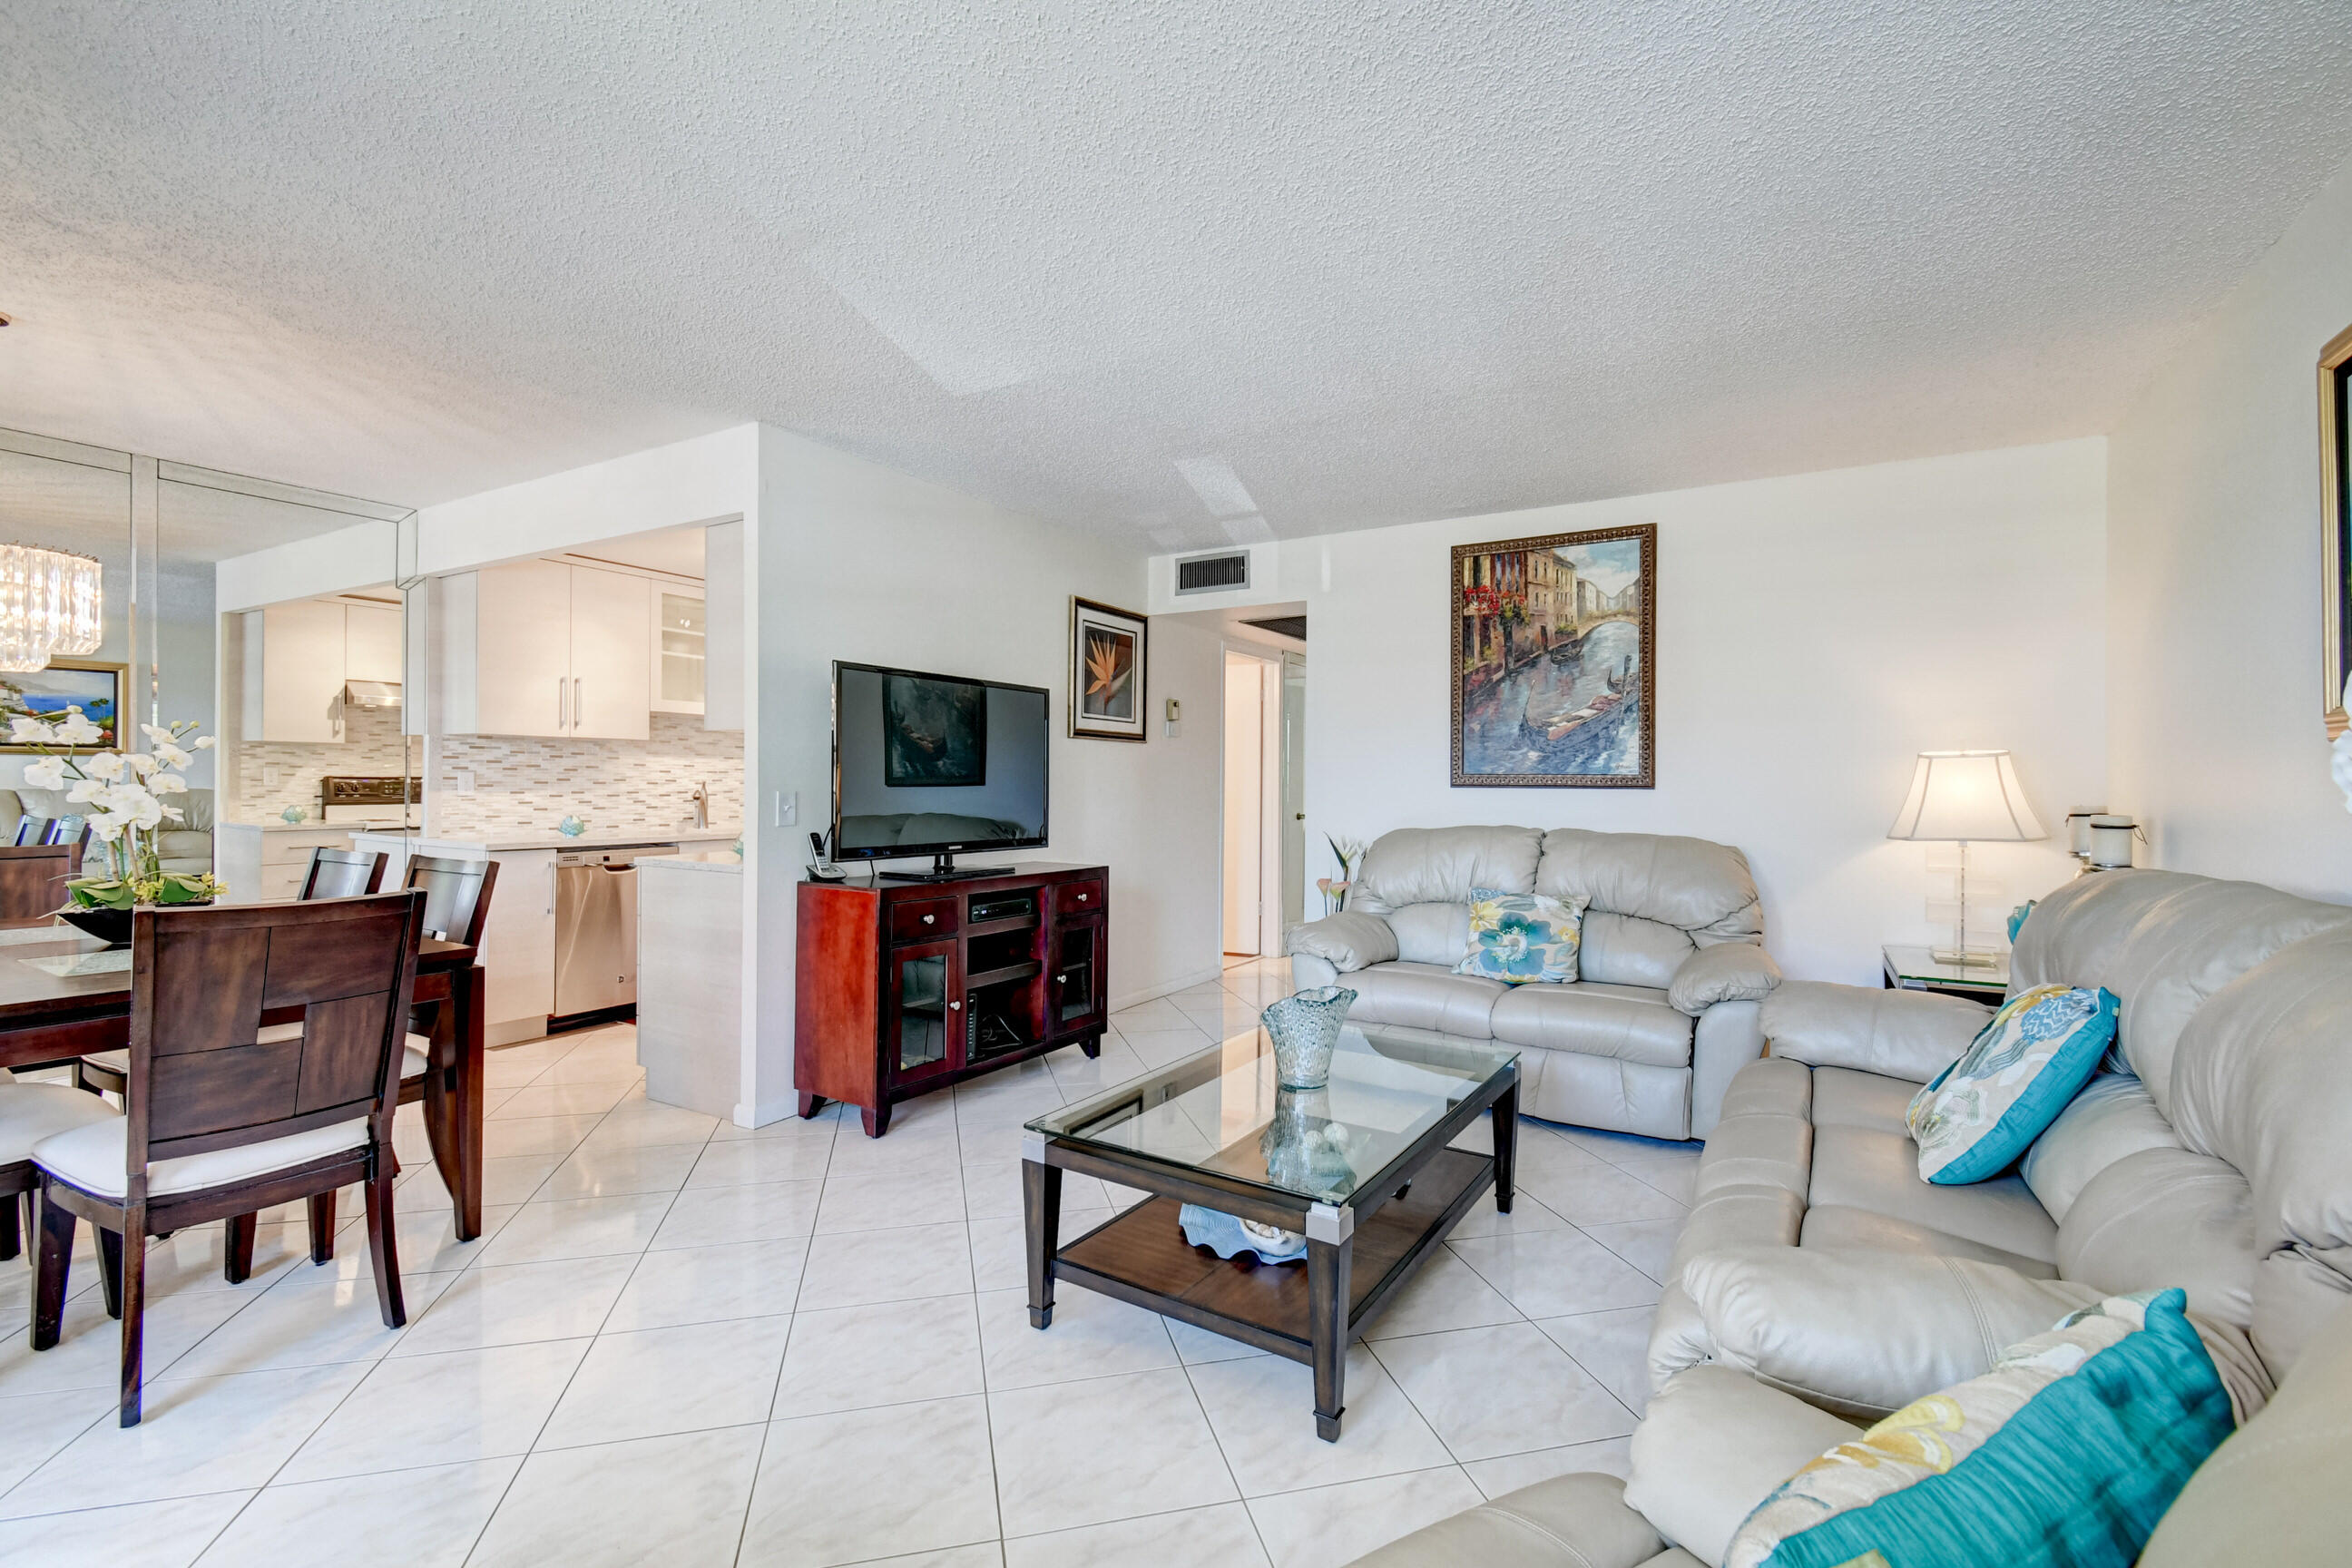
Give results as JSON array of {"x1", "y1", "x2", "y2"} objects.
[
  {"x1": 1308, "y1": 1203, "x2": 1354, "y2": 1441},
  {"x1": 1492, "y1": 1078, "x2": 1518, "y2": 1214},
  {"x1": 1022, "y1": 1137, "x2": 1061, "y2": 1329}
]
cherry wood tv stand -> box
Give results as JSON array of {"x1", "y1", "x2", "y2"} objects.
[{"x1": 795, "y1": 862, "x2": 1109, "y2": 1136}]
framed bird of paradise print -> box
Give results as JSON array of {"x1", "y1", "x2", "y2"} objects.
[
  {"x1": 2320, "y1": 321, "x2": 2352, "y2": 739},
  {"x1": 1070, "y1": 597, "x2": 1148, "y2": 741}
]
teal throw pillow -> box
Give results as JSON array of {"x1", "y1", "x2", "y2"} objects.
[
  {"x1": 1907, "y1": 984, "x2": 2118, "y2": 1184},
  {"x1": 1726, "y1": 1289, "x2": 2233, "y2": 1568},
  {"x1": 1454, "y1": 887, "x2": 1588, "y2": 985}
]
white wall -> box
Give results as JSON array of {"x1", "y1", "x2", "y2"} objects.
[
  {"x1": 1259, "y1": 439, "x2": 2109, "y2": 984},
  {"x1": 2107, "y1": 155, "x2": 2352, "y2": 903},
  {"x1": 749, "y1": 425, "x2": 1223, "y2": 1122}
]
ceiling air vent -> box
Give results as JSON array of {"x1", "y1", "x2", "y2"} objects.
[{"x1": 1174, "y1": 550, "x2": 1250, "y2": 595}]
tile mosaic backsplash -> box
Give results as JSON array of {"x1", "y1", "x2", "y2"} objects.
[
  {"x1": 428, "y1": 713, "x2": 744, "y2": 838},
  {"x1": 236, "y1": 701, "x2": 414, "y2": 821}
]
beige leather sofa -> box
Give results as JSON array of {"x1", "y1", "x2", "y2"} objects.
[
  {"x1": 1352, "y1": 1296, "x2": 2352, "y2": 1567},
  {"x1": 1287, "y1": 827, "x2": 1779, "y2": 1140},
  {"x1": 0, "y1": 785, "x2": 216, "y2": 875},
  {"x1": 1353, "y1": 867, "x2": 2352, "y2": 1566}
]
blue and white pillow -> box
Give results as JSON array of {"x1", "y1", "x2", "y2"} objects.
[
  {"x1": 1455, "y1": 887, "x2": 1589, "y2": 985},
  {"x1": 1907, "y1": 984, "x2": 2120, "y2": 1185}
]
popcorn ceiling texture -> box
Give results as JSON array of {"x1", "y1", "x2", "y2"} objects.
[
  {"x1": 428, "y1": 715, "x2": 744, "y2": 838},
  {"x1": 5, "y1": 5, "x2": 2352, "y2": 544},
  {"x1": 234, "y1": 701, "x2": 412, "y2": 822}
]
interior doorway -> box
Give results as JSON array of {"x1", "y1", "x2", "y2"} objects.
[
  {"x1": 1222, "y1": 648, "x2": 1281, "y2": 956},
  {"x1": 1279, "y1": 650, "x2": 1307, "y2": 930}
]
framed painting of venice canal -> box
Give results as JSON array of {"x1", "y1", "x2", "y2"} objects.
[{"x1": 1451, "y1": 524, "x2": 1655, "y2": 788}]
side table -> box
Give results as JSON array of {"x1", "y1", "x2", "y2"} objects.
[{"x1": 1881, "y1": 944, "x2": 2008, "y2": 1004}]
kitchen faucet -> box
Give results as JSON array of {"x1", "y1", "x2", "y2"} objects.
[{"x1": 689, "y1": 781, "x2": 709, "y2": 829}]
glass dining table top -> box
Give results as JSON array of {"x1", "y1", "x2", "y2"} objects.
[{"x1": 1026, "y1": 1024, "x2": 1518, "y2": 1206}]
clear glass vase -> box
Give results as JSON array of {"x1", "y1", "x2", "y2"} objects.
[
  {"x1": 1259, "y1": 1086, "x2": 1357, "y2": 1200},
  {"x1": 1261, "y1": 985, "x2": 1356, "y2": 1090}
]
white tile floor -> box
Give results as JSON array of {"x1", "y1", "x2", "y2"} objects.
[{"x1": 0, "y1": 956, "x2": 1695, "y2": 1568}]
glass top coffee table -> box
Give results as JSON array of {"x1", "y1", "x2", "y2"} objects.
[{"x1": 1022, "y1": 1022, "x2": 1520, "y2": 1440}]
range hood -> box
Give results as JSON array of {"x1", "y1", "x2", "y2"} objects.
[{"x1": 342, "y1": 679, "x2": 402, "y2": 710}]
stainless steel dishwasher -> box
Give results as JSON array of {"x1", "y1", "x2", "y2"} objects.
[{"x1": 554, "y1": 844, "x2": 677, "y2": 1020}]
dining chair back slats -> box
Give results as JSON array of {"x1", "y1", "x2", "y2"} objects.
[
  {"x1": 299, "y1": 847, "x2": 388, "y2": 901},
  {"x1": 404, "y1": 855, "x2": 496, "y2": 946},
  {"x1": 129, "y1": 895, "x2": 423, "y2": 1168},
  {"x1": 257, "y1": 911, "x2": 410, "y2": 1010}
]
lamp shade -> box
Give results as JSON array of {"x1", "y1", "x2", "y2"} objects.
[{"x1": 1887, "y1": 750, "x2": 2045, "y2": 842}]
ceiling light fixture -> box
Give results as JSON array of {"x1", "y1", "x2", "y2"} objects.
[{"x1": 0, "y1": 544, "x2": 104, "y2": 672}]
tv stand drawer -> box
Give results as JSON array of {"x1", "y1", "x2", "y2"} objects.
[
  {"x1": 890, "y1": 897, "x2": 959, "y2": 943},
  {"x1": 1054, "y1": 880, "x2": 1104, "y2": 918}
]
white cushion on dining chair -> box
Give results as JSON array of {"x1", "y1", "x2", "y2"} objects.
[
  {"x1": 32, "y1": 1115, "x2": 371, "y2": 1200},
  {"x1": 402, "y1": 1033, "x2": 430, "y2": 1081},
  {"x1": 0, "y1": 1083, "x2": 122, "y2": 1163}
]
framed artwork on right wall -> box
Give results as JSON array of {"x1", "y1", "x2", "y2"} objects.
[{"x1": 2322, "y1": 322, "x2": 2352, "y2": 740}]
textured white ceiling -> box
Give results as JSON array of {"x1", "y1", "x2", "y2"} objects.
[{"x1": 5, "y1": 2, "x2": 2351, "y2": 549}]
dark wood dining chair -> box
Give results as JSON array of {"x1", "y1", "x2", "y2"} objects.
[
  {"x1": 29, "y1": 891, "x2": 426, "y2": 1426},
  {"x1": 300, "y1": 847, "x2": 389, "y2": 900},
  {"x1": 287, "y1": 854, "x2": 500, "y2": 1248},
  {"x1": 75, "y1": 847, "x2": 393, "y2": 1099}
]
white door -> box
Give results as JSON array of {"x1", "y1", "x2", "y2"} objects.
[
  {"x1": 1222, "y1": 652, "x2": 1265, "y2": 955},
  {"x1": 344, "y1": 603, "x2": 403, "y2": 683},
  {"x1": 567, "y1": 565, "x2": 652, "y2": 740},
  {"x1": 259, "y1": 600, "x2": 348, "y2": 742},
  {"x1": 1280, "y1": 652, "x2": 1307, "y2": 929}
]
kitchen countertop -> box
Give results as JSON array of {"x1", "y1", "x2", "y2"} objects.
[
  {"x1": 222, "y1": 819, "x2": 416, "y2": 832},
  {"x1": 639, "y1": 850, "x2": 743, "y2": 875},
  {"x1": 348, "y1": 827, "x2": 743, "y2": 853}
]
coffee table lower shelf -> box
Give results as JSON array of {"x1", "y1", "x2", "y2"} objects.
[{"x1": 1044, "y1": 1146, "x2": 1494, "y2": 1427}]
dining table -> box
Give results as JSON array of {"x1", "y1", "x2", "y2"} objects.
[{"x1": 0, "y1": 917, "x2": 490, "y2": 1240}]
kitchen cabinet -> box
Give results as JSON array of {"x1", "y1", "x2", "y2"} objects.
[
  {"x1": 216, "y1": 824, "x2": 362, "y2": 904},
  {"x1": 434, "y1": 560, "x2": 652, "y2": 740},
  {"x1": 349, "y1": 835, "x2": 560, "y2": 1045},
  {"x1": 650, "y1": 586, "x2": 706, "y2": 716},
  {"x1": 242, "y1": 599, "x2": 350, "y2": 743},
  {"x1": 344, "y1": 602, "x2": 404, "y2": 683}
]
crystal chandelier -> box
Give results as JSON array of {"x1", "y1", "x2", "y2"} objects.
[{"x1": 0, "y1": 544, "x2": 103, "y2": 673}]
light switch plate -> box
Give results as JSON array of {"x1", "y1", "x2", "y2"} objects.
[{"x1": 451, "y1": 769, "x2": 476, "y2": 792}]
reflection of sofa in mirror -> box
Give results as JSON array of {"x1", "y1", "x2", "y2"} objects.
[{"x1": 0, "y1": 785, "x2": 215, "y2": 876}]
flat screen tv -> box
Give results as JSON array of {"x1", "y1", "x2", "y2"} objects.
[{"x1": 830, "y1": 661, "x2": 1050, "y2": 880}]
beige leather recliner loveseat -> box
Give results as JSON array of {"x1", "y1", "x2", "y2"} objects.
[
  {"x1": 1287, "y1": 827, "x2": 1780, "y2": 1140},
  {"x1": 1352, "y1": 867, "x2": 2352, "y2": 1566}
]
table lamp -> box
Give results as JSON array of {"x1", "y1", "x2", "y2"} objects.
[{"x1": 1888, "y1": 750, "x2": 2044, "y2": 966}]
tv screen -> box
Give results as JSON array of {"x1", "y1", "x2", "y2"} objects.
[{"x1": 831, "y1": 662, "x2": 1050, "y2": 864}]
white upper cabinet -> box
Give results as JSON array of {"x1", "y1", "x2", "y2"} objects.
[
  {"x1": 567, "y1": 564, "x2": 652, "y2": 740},
  {"x1": 243, "y1": 599, "x2": 349, "y2": 743},
  {"x1": 344, "y1": 603, "x2": 404, "y2": 684},
  {"x1": 650, "y1": 586, "x2": 705, "y2": 716},
  {"x1": 435, "y1": 560, "x2": 651, "y2": 740},
  {"x1": 471, "y1": 559, "x2": 573, "y2": 737}
]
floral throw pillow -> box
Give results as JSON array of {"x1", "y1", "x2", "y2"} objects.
[
  {"x1": 1906, "y1": 983, "x2": 2119, "y2": 1185},
  {"x1": 1724, "y1": 1289, "x2": 2234, "y2": 1568},
  {"x1": 1454, "y1": 887, "x2": 1589, "y2": 985}
]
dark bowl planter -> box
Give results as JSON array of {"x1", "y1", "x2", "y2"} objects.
[{"x1": 56, "y1": 903, "x2": 134, "y2": 946}]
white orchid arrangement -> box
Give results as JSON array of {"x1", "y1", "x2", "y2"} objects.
[
  {"x1": 1317, "y1": 835, "x2": 1367, "y2": 916},
  {"x1": 12, "y1": 709, "x2": 224, "y2": 908}
]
